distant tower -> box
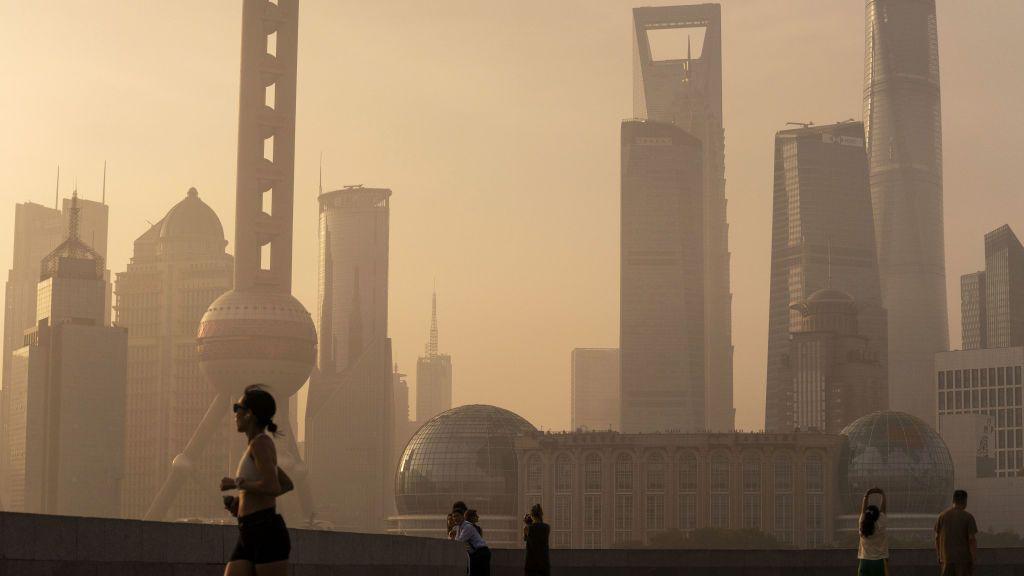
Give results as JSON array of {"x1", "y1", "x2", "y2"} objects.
[
  {"x1": 619, "y1": 119, "x2": 704, "y2": 433},
  {"x1": 116, "y1": 188, "x2": 233, "y2": 519},
  {"x1": 633, "y1": 4, "x2": 734, "y2": 431},
  {"x1": 3, "y1": 193, "x2": 126, "y2": 516},
  {"x1": 960, "y1": 225, "x2": 1024, "y2": 350},
  {"x1": 416, "y1": 290, "x2": 453, "y2": 422},
  {"x1": 764, "y1": 122, "x2": 888, "y2": 432},
  {"x1": 864, "y1": 0, "x2": 947, "y2": 425},
  {"x1": 305, "y1": 185, "x2": 393, "y2": 532},
  {"x1": 145, "y1": 0, "x2": 316, "y2": 522},
  {"x1": 571, "y1": 348, "x2": 619, "y2": 431}
]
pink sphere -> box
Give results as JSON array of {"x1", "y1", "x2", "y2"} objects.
[{"x1": 197, "y1": 289, "x2": 316, "y2": 400}]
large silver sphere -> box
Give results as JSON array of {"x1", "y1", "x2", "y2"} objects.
[{"x1": 197, "y1": 289, "x2": 316, "y2": 399}]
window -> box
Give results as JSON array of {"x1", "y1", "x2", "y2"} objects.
[
  {"x1": 711, "y1": 494, "x2": 729, "y2": 529},
  {"x1": 807, "y1": 493, "x2": 825, "y2": 547},
  {"x1": 774, "y1": 453, "x2": 794, "y2": 544},
  {"x1": 584, "y1": 454, "x2": 602, "y2": 492},
  {"x1": 553, "y1": 494, "x2": 571, "y2": 531},
  {"x1": 552, "y1": 531, "x2": 571, "y2": 548},
  {"x1": 678, "y1": 452, "x2": 698, "y2": 493},
  {"x1": 646, "y1": 454, "x2": 666, "y2": 492},
  {"x1": 583, "y1": 494, "x2": 602, "y2": 530},
  {"x1": 805, "y1": 453, "x2": 824, "y2": 493},
  {"x1": 742, "y1": 455, "x2": 762, "y2": 530},
  {"x1": 646, "y1": 493, "x2": 665, "y2": 530},
  {"x1": 743, "y1": 494, "x2": 761, "y2": 530},
  {"x1": 710, "y1": 453, "x2": 730, "y2": 493},
  {"x1": 614, "y1": 494, "x2": 633, "y2": 543},
  {"x1": 678, "y1": 494, "x2": 697, "y2": 532},
  {"x1": 526, "y1": 454, "x2": 543, "y2": 494},
  {"x1": 583, "y1": 531, "x2": 601, "y2": 549},
  {"x1": 554, "y1": 454, "x2": 574, "y2": 493},
  {"x1": 615, "y1": 454, "x2": 634, "y2": 492}
]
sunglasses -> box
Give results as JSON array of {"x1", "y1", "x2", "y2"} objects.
[{"x1": 232, "y1": 403, "x2": 249, "y2": 414}]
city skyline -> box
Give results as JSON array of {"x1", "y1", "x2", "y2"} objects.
[{"x1": 3, "y1": 1, "x2": 1024, "y2": 433}]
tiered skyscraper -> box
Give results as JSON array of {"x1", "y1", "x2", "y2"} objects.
[
  {"x1": 305, "y1": 185, "x2": 394, "y2": 532},
  {"x1": 961, "y1": 225, "x2": 1024, "y2": 350},
  {"x1": 415, "y1": 291, "x2": 452, "y2": 422},
  {"x1": 864, "y1": 0, "x2": 947, "y2": 425},
  {"x1": 2, "y1": 193, "x2": 126, "y2": 516},
  {"x1": 620, "y1": 119, "x2": 705, "y2": 433},
  {"x1": 116, "y1": 188, "x2": 233, "y2": 519},
  {"x1": 632, "y1": 4, "x2": 734, "y2": 431},
  {"x1": 765, "y1": 122, "x2": 888, "y2": 432}
]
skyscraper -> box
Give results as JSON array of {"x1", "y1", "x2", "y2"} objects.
[
  {"x1": 2, "y1": 194, "x2": 126, "y2": 517},
  {"x1": 620, "y1": 119, "x2": 704, "y2": 433},
  {"x1": 765, "y1": 122, "x2": 888, "y2": 432},
  {"x1": 960, "y1": 225, "x2": 1024, "y2": 351},
  {"x1": 415, "y1": 291, "x2": 452, "y2": 422},
  {"x1": 306, "y1": 185, "x2": 394, "y2": 531},
  {"x1": 864, "y1": 0, "x2": 947, "y2": 425},
  {"x1": 116, "y1": 188, "x2": 233, "y2": 519},
  {"x1": 633, "y1": 4, "x2": 733, "y2": 431},
  {"x1": 571, "y1": 348, "x2": 619, "y2": 431}
]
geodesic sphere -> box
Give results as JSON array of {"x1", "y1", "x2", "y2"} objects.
[
  {"x1": 197, "y1": 289, "x2": 316, "y2": 399},
  {"x1": 840, "y1": 411, "x2": 954, "y2": 514}
]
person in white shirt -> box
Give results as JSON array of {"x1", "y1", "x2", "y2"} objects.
[
  {"x1": 450, "y1": 504, "x2": 490, "y2": 575},
  {"x1": 857, "y1": 487, "x2": 888, "y2": 576}
]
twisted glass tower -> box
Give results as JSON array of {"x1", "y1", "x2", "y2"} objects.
[{"x1": 864, "y1": 0, "x2": 947, "y2": 425}]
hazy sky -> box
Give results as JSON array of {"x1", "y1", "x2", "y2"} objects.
[{"x1": 2, "y1": 1, "x2": 1023, "y2": 433}]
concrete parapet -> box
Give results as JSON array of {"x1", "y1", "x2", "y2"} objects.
[{"x1": 2, "y1": 513, "x2": 1023, "y2": 575}]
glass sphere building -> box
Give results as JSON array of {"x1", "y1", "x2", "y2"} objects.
[
  {"x1": 391, "y1": 404, "x2": 537, "y2": 544},
  {"x1": 840, "y1": 411, "x2": 954, "y2": 514}
]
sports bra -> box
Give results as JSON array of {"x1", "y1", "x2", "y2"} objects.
[{"x1": 235, "y1": 432, "x2": 271, "y2": 488}]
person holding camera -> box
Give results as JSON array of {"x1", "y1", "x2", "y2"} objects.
[{"x1": 523, "y1": 503, "x2": 550, "y2": 576}]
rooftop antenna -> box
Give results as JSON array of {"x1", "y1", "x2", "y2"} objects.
[
  {"x1": 54, "y1": 165, "x2": 60, "y2": 209},
  {"x1": 318, "y1": 151, "x2": 323, "y2": 196},
  {"x1": 102, "y1": 161, "x2": 107, "y2": 205}
]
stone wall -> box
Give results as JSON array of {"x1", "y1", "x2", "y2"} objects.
[{"x1": 1, "y1": 513, "x2": 1022, "y2": 575}]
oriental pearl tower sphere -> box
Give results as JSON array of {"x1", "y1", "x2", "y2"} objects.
[{"x1": 146, "y1": 0, "x2": 316, "y2": 522}]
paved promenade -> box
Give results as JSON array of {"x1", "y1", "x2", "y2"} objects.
[{"x1": 1, "y1": 512, "x2": 1022, "y2": 575}]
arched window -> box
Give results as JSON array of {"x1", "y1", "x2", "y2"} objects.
[
  {"x1": 646, "y1": 453, "x2": 666, "y2": 492},
  {"x1": 709, "y1": 452, "x2": 730, "y2": 528},
  {"x1": 742, "y1": 454, "x2": 762, "y2": 530},
  {"x1": 555, "y1": 454, "x2": 574, "y2": 493},
  {"x1": 676, "y1": 451, "x2": 698, "y2": 532},
  {"x1": 773, "y1": 453, "x2": 794, "y2": 544},
  {"x1": 615, "y1": 453, "x2": 634, "y2": 492},
  {"x1": 526, "y1": 454, "x2": 543, "y2": 494},
  {"x1": 584, "y1": 453, "x2": 602, "y2": 492}
]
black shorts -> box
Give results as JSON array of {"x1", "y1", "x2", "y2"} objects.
[{"x1": 230, "y1": 507, "x2": 290, "y2": 565}]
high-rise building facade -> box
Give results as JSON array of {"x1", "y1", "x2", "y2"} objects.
[
  {"x1": 3, "y1": 198, "x2": 108, "y2": 391},
  {"x1": 765, "y1": 122, "x2": 887, "y2": 432},
  {"x1": 415, "y1": 291, "x2": 452, "y2": 422},
  {"x1": 788, "y1": 288, "x2": 885, "y2": 433},
  {"x1": 115, "y1": 188, "x2": 233, "y2": 519},
  {"x1": 306, "y1": 186, "x2": 394, "y2": 531},
  {"x1": 570, "y1": 348, "x2": 619, "y2": 431},
  {"x1": 633, "y1": 4, "x2": 734, "y2": 431},
  {"x1": 620, "y1": 120, "x2": 704, "y2": 433},
  {"x1": 961, "y1": 272, "x2": 987, "y2": 350},
  {"x1": 864, "y1": 0, "x2": 948, "y2": 425},
  {"x1": 936, "y1": 347, "x2": 1024, "y2": 477},
  {"x1": 2, "y1": 195, "x2": 125, "y2": 517}
]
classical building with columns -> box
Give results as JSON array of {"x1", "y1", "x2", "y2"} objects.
[{"x1": 514, "y1": 431, "x2": 845, "y2": 549}]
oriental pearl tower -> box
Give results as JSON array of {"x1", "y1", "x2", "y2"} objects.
[{"x1": 145, "y1": 0, "x2": 316, "y2": 521}]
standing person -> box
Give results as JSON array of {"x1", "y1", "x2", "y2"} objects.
[
  {"x1": 523, "y1": 503, "x2": 551, "y2": 576},
  {"x1": 221, "y1": 385, "x2": 291, "y2": 576},
  {"x1": 857, "y1": 488, "x2": 888, "y2": 576},
  {"x1": 450, "y1": 505, "x2": 491, "y2": 575},
  {"x1": 935, "y1": 490, "x2": 978, "y2": 576}
]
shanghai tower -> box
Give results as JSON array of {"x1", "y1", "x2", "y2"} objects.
[
  {"x1": 632, "y1": 4, "x2": 734, "y2": 431},
  {"x1": 863, "y1": 0, "x2": 947, "y2": 425}
]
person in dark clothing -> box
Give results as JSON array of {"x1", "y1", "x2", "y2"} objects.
[
  {"x1": 935, "y1": 490, "x2": 978, "y2": 576},
  {"x1": 523, "y1": 503, "x2": 551, "y2": 576}
]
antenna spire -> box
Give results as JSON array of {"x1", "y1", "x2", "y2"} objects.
[
  {"x1": 102, "y1": 161, "x2": 107, "y2": 205},
  {"x1": 319, "y1": 151, "x2": 323, "y2": 196},
  {"x1": 54, "y1": 165, "x2": 60, "y2": 209},
  {"x1": 426, "y1": 287, "x2": 439, "y2": 357},
  {"x1": 69, "y1": 188, "x2": 81, "y2": 242}
]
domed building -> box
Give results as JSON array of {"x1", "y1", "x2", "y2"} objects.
[
  {"x1": 115, "y1": 188, "x2": 234, "y2": 520},
  {"x1": 391, "y1": 404, "x2": 537, "y2": 545},
  {"x1": 837, "y1": 411, "x2": 955, "y2": 540}
]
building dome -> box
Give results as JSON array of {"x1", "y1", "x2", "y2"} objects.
[
  {"x1": 159, "y1": 187, "x2": 226, "y2": 241},
  {"x1": 840, "y1": 411, "x2": 954, "y2": 514},
  {"x1": 395, "y1": 404, "x2": 537, "y2": 518}
]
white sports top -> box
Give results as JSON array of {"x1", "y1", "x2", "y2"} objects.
[{"x1": 235, "y1": 432, "x2": 271, "y2": 488}]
